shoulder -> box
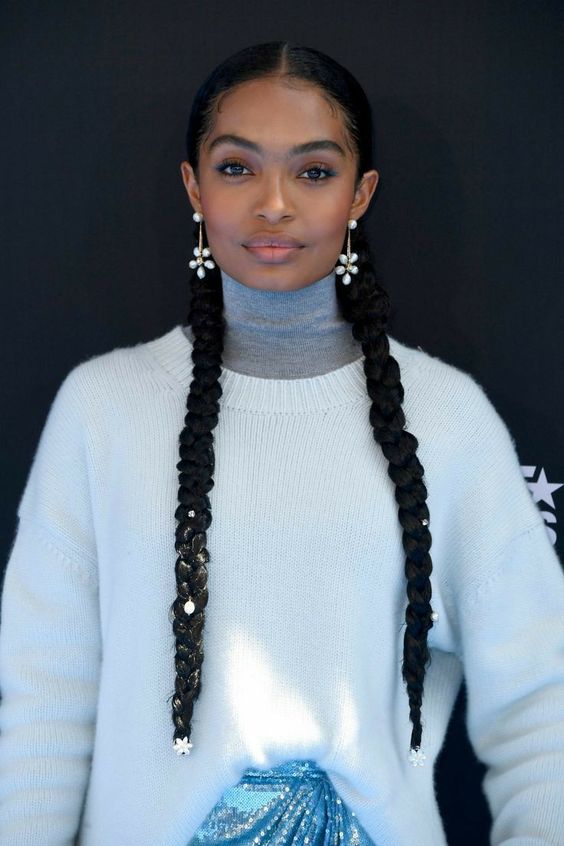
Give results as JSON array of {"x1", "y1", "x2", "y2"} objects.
[
  {"x1": 389, "y1": 333, "x2": 484, "y2": 402},
  {"x1": 56, "y1": 327, "x2": 176, "y2": 409},
  {"x1": 65, "y1": 331, "x2": 171, "y2": 390},
  {"x1": 388, "y1": 336, "x2": 546, "y2": 585},
  {"x1": 387, "y1": 333, "x2": 513, "y2": 448},
  {"x1": 70, "y1": 331, "x2": 161, "y2": 380}
]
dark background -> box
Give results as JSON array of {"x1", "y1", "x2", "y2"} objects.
[{"x1": 2, "y1": 2, "x2": 563, "y2": 843}]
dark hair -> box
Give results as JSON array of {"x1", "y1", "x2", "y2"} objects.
[{"x1": 170, "y1": 40, "x2": 435, "y2": 757}]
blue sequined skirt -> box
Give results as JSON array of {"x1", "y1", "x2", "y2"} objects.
[{"x1": 187, "y1": 759, "x2": 376, "y2": 845}]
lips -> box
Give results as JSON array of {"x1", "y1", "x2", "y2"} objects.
[{"x1": 244, "y1": 234, "x2": 304, "y2": 248}]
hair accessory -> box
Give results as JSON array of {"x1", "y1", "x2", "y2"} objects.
[
  {"x1": 173, "y1": 736, "x2": 193, "y2": 756},
  {"x1": 189, "y1": 211, "x2": 216, "y2": 279},
  {"x1": 408, "y1": 747, "x2": 426, "y2": 767},
  {"x1": 335, "y1": 219, "x2": 359, "y2": 285}
]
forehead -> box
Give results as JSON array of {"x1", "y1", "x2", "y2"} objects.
[{"x1": 202, "y1": 77, "x2": 352, "y2": 156}]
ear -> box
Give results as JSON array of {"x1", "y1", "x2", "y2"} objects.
[
  {"x1": 180, "y1": 161, "x2": 202, "y2": 215},
  {"x1": 350, "y1": 169, "x2": 379, "y2": 220}
]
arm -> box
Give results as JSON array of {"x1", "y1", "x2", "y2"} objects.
[
  {"x1": 0, "y1": 368, "x2": 102, "y2": 846},
  {"x1": 446, "y1": 381, "x2": 564, "y2": 844},
  {"x1": 461, "y1": 521, "x2": 564, "y2": 844}
]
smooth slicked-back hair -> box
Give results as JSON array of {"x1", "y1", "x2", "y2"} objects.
[{"x1": 169, "y1": 40, "x2": 435, "y2": 759}]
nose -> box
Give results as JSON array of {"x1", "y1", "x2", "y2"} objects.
[{"x1": 254, "y1": 172, "x2": 294, "y2": 223}]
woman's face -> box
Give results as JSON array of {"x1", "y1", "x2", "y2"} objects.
[{"x1": 180, "y1": 77, "x2": 379, "y2": 292}]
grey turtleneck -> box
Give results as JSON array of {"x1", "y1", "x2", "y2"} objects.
[{"x1": 181, "y1": 267, "x2": 364, "y2": 379}]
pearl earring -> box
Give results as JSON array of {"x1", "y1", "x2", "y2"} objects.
[
  {"x1": 335, "y1": 219, "x2": 359, "y2": 285},
  {"x1": 189, "y1": 212, "x2": 216, "y2": 279}
]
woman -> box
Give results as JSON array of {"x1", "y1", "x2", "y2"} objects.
[{"x1": 1, "y1": 41, "x2": 563, "y2": 846}]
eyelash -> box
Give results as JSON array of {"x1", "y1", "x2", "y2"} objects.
[{"x1": 215, "y1": 159, "x2": 337, "y2": 183}]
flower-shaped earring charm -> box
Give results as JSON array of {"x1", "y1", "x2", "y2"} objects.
[
  {"x1": 335, "y1": 218, "x2": 359, "y2": 285},
  {"x1": 408, "y1": 746, "x2": 426, "y2": 767},
  {"x1": 189, "y1": 212, "x2": 216, "y2": 279},
  {"x1": 173, "y1": 736, "x2": 193, "y2": 756}
]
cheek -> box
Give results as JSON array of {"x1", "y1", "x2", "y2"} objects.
[
  {"x1": 307, "y1": 206, "x2": 349, "y2": 245},
  {"x1": 197, "y1": 194, "x2": 242, "y2": 268},
  {"x1": 201, "y1": 195, "x2": 239, "y2": 236},
  {"x1": 306, "y1": 187, "x2": 352, "y2": 230}
]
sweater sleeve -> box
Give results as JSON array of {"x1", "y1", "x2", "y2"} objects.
[
  {"x1": 444, "y1": 378, "x2": 564, "y2": 845},
  {"x1": 0, "y1": 366, "x2": 102, "y2": 846}
]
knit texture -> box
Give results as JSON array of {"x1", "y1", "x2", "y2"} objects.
[
  {"x1": 185, "y1": 267, "x2": 364, "y2": 378},
  {"x1": 1, "y1": 324, "x2": 563, "y2": 846}
]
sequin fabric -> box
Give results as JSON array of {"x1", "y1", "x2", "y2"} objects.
[{"x1": 187, "y1": 759, "x2": 376, "y2": 845}]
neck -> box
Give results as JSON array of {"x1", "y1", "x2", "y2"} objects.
[{"x1": 182, "y1": 267, "x2": 363, "y2": 379}]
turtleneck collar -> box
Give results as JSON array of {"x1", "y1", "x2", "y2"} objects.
[{"x1": 181, "y1": 267, "x2": 363, "y2": 379}]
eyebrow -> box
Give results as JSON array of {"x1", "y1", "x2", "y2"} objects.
[{"x1": 207, "y1": 133, "x2": 347, "y2": 159}]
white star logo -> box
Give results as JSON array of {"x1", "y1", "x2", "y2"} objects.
[{"x1": 522, "y1": 466, "x2": 563, "y2": 509}]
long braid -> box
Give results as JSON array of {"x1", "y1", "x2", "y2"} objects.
[
  {"x1": 169, "y1": 238, "x2": 225, "y2": 752},
  {"x1": 337, "y1": 222, "x2": 435, "y2": 753}
]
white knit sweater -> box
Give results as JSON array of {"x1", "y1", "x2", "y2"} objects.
[{"x1": 1, "y1": 323, "x2": 563, "y2": 845}]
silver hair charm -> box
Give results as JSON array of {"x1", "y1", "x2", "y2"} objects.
[
  {"x1": 173, "y1": 736, "x2": 193, "y2": 756},
  {"x1": 408, "y1": 746, "x2": 426, "y2": 767},
  {"x1": 189, "y1": 212, "x2": 216, "y2": 279}
]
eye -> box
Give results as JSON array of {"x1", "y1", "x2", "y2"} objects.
[
  {"x1": 215, "y1": 159, "x2": 251, "y2": 177},
  {"x1": 300, "y1": 164, "x2": 337, "y2": 182}
]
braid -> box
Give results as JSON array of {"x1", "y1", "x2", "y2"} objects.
[
  {"x1": 337, "y1": 222, "x2": 435, "y2": 753},
  {"x1": 169, "y1": 233, "x2": 225, "y2": 752}
]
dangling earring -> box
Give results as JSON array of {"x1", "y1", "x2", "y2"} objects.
[
  {"x1": 189, "y1": 211, "x2": 216, "y2": 279},
  {"x1": 335, "y1": 218, "x2": 359, "y2": 285}
]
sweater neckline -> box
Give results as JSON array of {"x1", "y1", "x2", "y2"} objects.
[{"x1": 144, "y1": 324, "x2": 372, "y2": 413}]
